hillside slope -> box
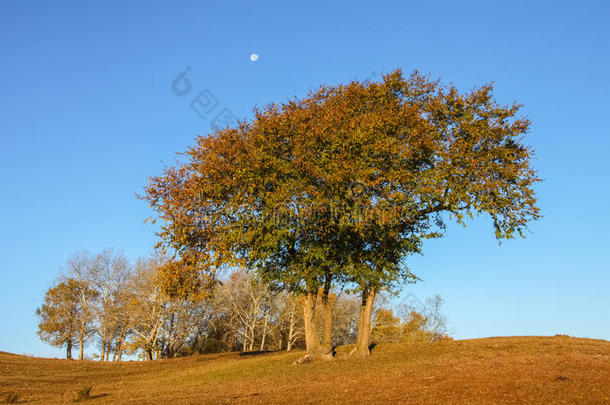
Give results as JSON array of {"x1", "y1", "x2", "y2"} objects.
[{"x1": 1, "y1": 336, "x2": 609, "y2": 404}]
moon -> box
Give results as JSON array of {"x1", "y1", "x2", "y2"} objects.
[{"x1": 250, "y1": 53, "x2": 259, "y2": 62}]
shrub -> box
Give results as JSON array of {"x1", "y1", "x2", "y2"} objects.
[
  {"x1": 4, "y1": 393, "x2": 18, "y2": 404},
  {"x1": 73, "y1": 386, "x2": 92, "y2": 402}
]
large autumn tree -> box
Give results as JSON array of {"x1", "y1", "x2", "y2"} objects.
[{"x1": 142, "y1": 69, "x2": 540, "y2": 360}]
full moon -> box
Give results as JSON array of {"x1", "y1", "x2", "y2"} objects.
[{"x1": 250, "y1": 53, "x2": 259, "y2": 62}]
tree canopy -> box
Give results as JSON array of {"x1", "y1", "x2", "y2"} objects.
[{"x1": 143, "y1": 69, "x2": 539, "y2": 288}]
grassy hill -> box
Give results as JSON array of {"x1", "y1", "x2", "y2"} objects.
[{"x1": 1, "y1": 336, "x2": 609, "y2": 404}]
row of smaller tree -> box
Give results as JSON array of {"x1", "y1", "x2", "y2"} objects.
[
  {"x1": 37, "y1": 249, "x2": 133, "y2": 360},
  {"x1": 372, "y1": 295, "x2": 450, "y2": 344},
  {"x1": 37, "y1": 249, "x2": 449, "y2": 360}
]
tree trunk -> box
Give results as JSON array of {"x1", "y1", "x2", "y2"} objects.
[
  {"x1": 146, "y1": 347, "x2": 153, "y2": 361},
  {"x1": 248, "y1": 316, "x2": 257, "y2": 351},
  {"x1": 66, "y1": 340, "x2": 72, "y2": 359},
  {"x1": 166, "y1": 312, "x2": 175, "y2": 358},
  {"x1": 320, "y1": 288, "x2": 333, "y2": 353},
  {"x1": 191, "y1": 334, "x2": 199, "y2": 356},
  {"x1": 117, "y1": 333, "x2": 126, "y2": 361},
  {"x1": 351, "y1": 286, "x2": 376, "y2": 357},
  {"x1": 79, "y1": 332, "x2": 84, "y2": 360},
  {"x1": 295, "y1": 290, "x2": 333, "y2": 363},
  {"x1": 302, "y1": 291, "x2": 321, "y2": 354},
  {"x1": 286, "y1": 300, "x2": 297, "y2": 352},
  {"x1": 100, "y1": 332, "x2": 106, "y2": 362},
  {"x1": 105, "y1": 340, "x2": 111, "y2": 362},
  {"x1": 286, "y1": 319, "x2": 293, "y2": 351},
  {"x1": 260, "y1": 314, "x2": 269, "y2": 351}
]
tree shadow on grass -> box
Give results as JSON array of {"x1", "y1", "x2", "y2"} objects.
[
  {"x1": 73, "y1": 392, "x2": 110, "y2": 402},
  {"x1": 90, "y1": 393, "x2": 110, "y2": 399},
  {"x1": 238, "y1": 350, "x2": 272, "y2": 357}
]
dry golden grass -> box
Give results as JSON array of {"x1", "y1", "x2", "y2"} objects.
[{"x1": 1, "y1": 336, "x2": 609, "y2": 404}]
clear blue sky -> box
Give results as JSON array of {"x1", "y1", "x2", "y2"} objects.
[{"x1": 1, "y1": 0, "x2": 608, "y2": 357}]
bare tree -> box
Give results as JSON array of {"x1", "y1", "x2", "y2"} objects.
[
  {"x1": 277, "y1": 293, "x2": 303, "y2": 351},
  {"x1": 124, "y1": 255, "x2": 170, "y2": 360},
  {"x1": 396, "y1": 294, "x2": 450, "y2": 342},
  {"x1": 421, "y1": 295, "x2": 448, "y2": 341},
  {"x1": 215, "y1": 270, "x2": 273, "y2": 352},
  {"x1": 332, "y1": 294, "x2": 360, "y2": 347},
  {"x1": 89, "y1": 249, "x2": 131, "y2": 361},
  {"x1": 159, "y1": 296, "x2": 203, "y2": 358}
]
